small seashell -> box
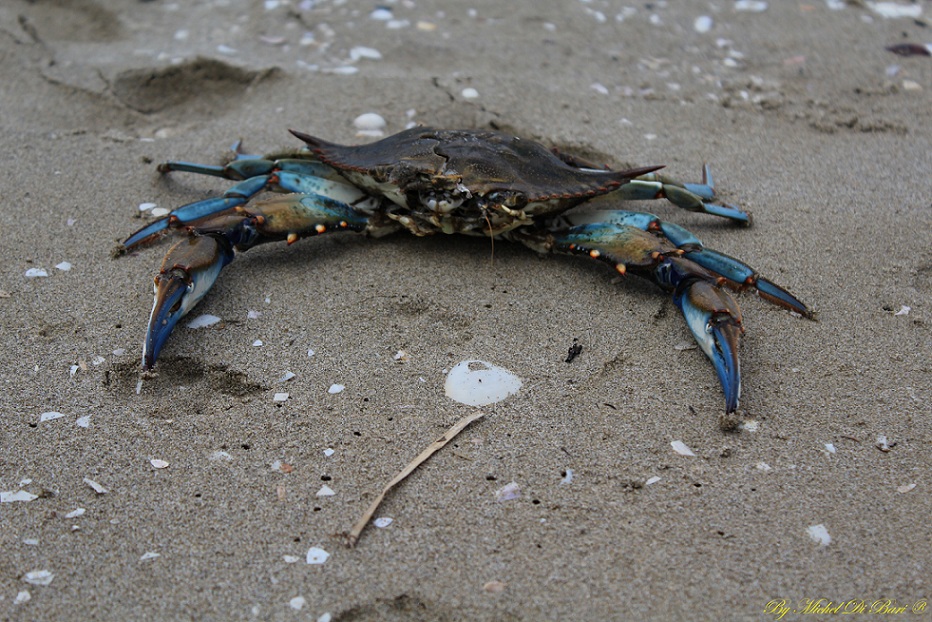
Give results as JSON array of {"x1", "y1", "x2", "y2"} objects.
[
  {"x1": 806, "y1": 524, "x2": 831, "y2": 546},
  {"x1": 495, "y1": 481, "x2": 521, "y2": 501},
  {"x1": 353, "y1": 113, "x2": 386, "y2": 132},
  {"x1": 25, "y1": 268, "x2": 48, "y2": 278},
  {"x1": 23, "y1": 570, "x2": 54, "y2": 586},
  {"x1": 671, "y1": 440, "x2": 696, "y2": 456},
  {"x1": 328, "y1": 384, "x2": 345, "y2": 394},
  {"x1": 350, "y1": 46, "x2": 382, "y2": 61},
  {"x1": 694, "y1": 16, "x2": 713, "y2": 33},
  {"x1": 461, "y1": 87, "x2": 479, "y2": 99},
  {"x1": 187, "y1": 314, "x2": 221, "y2": 329},
  {"x1": 306, "y1": 546, "x2": 330, "y2": 564}
]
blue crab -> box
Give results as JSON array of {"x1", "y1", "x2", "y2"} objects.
[{"x1": 119, "y1": 127, "x2": 811, "y2": 416}]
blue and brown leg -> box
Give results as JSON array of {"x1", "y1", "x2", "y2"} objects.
[
  {"x1": 515, "y1": 213, "x2": 810, "y2": 414},
  {"x1": 139, "y1": 192, "x2": 371, "y2": 370},
  {"x1": 120, "y1": 157, "x2": 372, "y2": 251},
  {"x1": 613, "y1": 166, "x2": 752, "y2": 225}
]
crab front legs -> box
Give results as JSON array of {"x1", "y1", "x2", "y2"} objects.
[
  {"x1": 138, "y1": 193, "x2": 370, "y2": 369},
  {"x1": 511, "y1": 210, "x2": 810, "y2": 414}
]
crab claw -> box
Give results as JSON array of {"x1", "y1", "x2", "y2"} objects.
[
  {"x1": 143, "y1": 235, "x2": 233, "y2": 370},
  {"x1": 674, "y1": 279, "x2": 744, "y2": 414}
]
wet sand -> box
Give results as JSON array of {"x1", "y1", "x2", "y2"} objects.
[{"x1": 1, "y1": 1, "x2": 930, "y2": 620}]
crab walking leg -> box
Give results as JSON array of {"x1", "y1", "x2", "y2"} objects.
[
  {"x1": 558, "y1": 209, "x2": 811, "y2": 317},
  {"x1": 512, "y1": 218, "x2": 808, "y2": 414},
  {"x1": 141, "y1": 192, "x2": 370, "y2": 370},
  {"x1": 122, "y1": 163, "x2": 373, "y2": 250},
  {"x1": 614, "y1": 165, "x2": 752, "y2": 225}
]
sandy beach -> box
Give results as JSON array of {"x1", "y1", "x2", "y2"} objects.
[{"x1": 1, "y1": 1, "x2": 929, "y2": 620}]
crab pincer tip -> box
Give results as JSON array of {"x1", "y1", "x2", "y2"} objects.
[
  {"x1": 674, "y1": 280, "x2": 743, "y2": 415},
  {"x1": 142, "y1": 273, "x2": 188, "y2": 370}
]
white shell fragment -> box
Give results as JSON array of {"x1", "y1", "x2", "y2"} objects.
[
  {"x1": 40, "y1": 411, "x2": 67, "y2": 423},
  {"x1": 76, "y1": 416, "x2": 91, "y2": 428},
  {"x1": 327, "y1": 384, "x2": 345, "y2": 394},
  {"x1": 644, "y1": 476, "x2": 662, "y2": 486},
  {"x1": 56, "y1": 262, "x2": 72, "y2": 271},
  {"x1": 187, "y1": 314, "x2": 221, "y2": 329},
  {"x1": 495, "y1": 481, "x2": 521, "y2": 502},
  {"x1": 140, "y1": 552, "x2": 161, "y2": 561},
  {"x1": 306, "y1": 546, "x2": 330, "y2": 564},
  {"x1": 353, "y1": 113, "x2": 386, "y2": 132},
  {"x1": 83, "y1": 477, "x2": 108, "y2": 494},
  {"x1": 323, "y1": 448, "x2": 335, "y2": 457},
  {"x1": 1, "y1": 490, "x2": 39, "y2": 503},
  {"x1": 349, "y1": 46, "x2": 382, "y2": 61},
  {"x1": 289, "y1": 596, "x2": 306, "y2": 611},
  {"x1": 807, "y1": 524, "x2": 831, "y2": 546},
  {"x1": 23, "y1": 570, "x2": 54, "y2": 586},
  {"x1": 671, "y1": 440, "x2": 696, "y2": 456},
  {"x1": 444, "y1": 360, "x2": 522, "y2": 406},
  {"x1": 894, "y1": 305, "x2": 910, "y2": 316},
  {"x1": 65, "y1": 508, "x2": 85, "y2": 519},
  {"x1": 150, "y1": 459, "x2": 169, "y2": 469},
  {"x1": 560, "y1": 469, "x2": 574, "y2": 485},
  {"x1": 14, "y1": 591, "x2": 31, "y2": 605},
  {"x1": 138, "y1": 202, "x2": 157, "y2": 212},
  {"x1": 734, "y1": 0, "x2": 768, "y2": 11},
  {"x1": 316, "y1": 485, "x2": 335, "y2": 497},
  {"x1": 25, "y1": 268, "x2": 48, "y2": 278},
  {"x1": 374, "y1": 517, "x2": 393, "y2": 528},
  {"x1": 461, "y1": 87, "x2": 480, "y2": 99},
  {"x1": 694, "y1": 16, "x2": 713, "y2": 33},
  {"x1": 868, "y1": 2, "x2": 923, "y2": 19},
  {"x1": 273, "y1": 392, "x2": 289, "y2": 402},
  {"x1": 876, "y1": 435, "x2": 892, "y2": 452}
]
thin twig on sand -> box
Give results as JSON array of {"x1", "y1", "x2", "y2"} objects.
[{"x1": 345, "y1": 411, "x2": 485, "y2": 547}]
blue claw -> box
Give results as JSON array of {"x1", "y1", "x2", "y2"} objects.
[
  {"x1": 674, "y1": 280, "x2": 743, "y2": 414},
  {"x1": 142, "y1": 235, "x2": 232, "y2": 370}
]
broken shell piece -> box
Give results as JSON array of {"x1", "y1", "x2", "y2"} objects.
[
  {"x1": 495, "y1": 481, "x2": 521, "y2": 501},
  {"x1": 187, "y1": 314, "x2": 221, "y2": 329},
  {"x1": 83, "y1": 477, "x2": 108, "y2": 494},
  {"x1": 1, "y1": 490, "x2": 39, "y2": 503},
  {"x1": 671, "y1": 440, "x2": 696, "y2": 456},
  {"x1": 23, "y1": 570, "x2": 54, "y2": 586},
  {"x1": 875, "y1": 435, "x2": 892, "y2": 452},
  {"x1": 306, "y1": 546, "x2": 330, "y2": 564},
  {"x1": 806, "y1": 524, "x2": 831, "y2": 547},
  {"x1": 24, "y1": 268, "x2": 48, "y2": 278},
  {"x1": 444, "y1": 360, "x2": 522, "y2": 406},
  {"x1": 316, "y1": 485, "x2": 335, "y2": 497},
  {"x1": 483, "y1": 581, "x2": 507, "y2": 593},
  {"x1": 150, "y1": 459, "x2": 169, "y2": 469}
]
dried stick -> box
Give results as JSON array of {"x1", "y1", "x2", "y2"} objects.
[{"x1": 345, "y1": 411, "x2": 485, "y2": 547}]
